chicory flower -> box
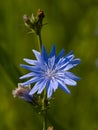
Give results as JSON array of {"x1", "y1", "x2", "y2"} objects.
[{"x1": 20, "y1": 45, "x2": 80, "y2": 98}]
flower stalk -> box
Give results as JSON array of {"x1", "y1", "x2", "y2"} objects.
[
  {"x1": 38, "y1": 31, "x2": 48, "y2": 130},
  {"x1": 43, "y1": 108, "x2": 47, "y2": 130},
  {"x1": 37, "y1": 32, "x2": 42, "y2": 51},
  {"x1": 42, "y1": 89, "x2": 47, "y2": 130},
  {"x1": 36, "y1": 13, "x2": 47, "y2": 130}
]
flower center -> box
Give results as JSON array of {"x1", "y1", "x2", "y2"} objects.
[{"x1": 45, "y1": 69, "x2": 56, "y2": 79}]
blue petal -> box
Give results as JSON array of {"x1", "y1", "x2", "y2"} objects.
[
  {"x1": 64, "y1": 78, "x2": 77, "y2": 86},
  {"x1": 23, "y1": 58, "x2": 37, "y2": 65},
  {"x1": 29, "y1": 79, "x2": 47, "y2": 95},
  {"x1": 48, "y1": 56, "x2": 55, "y2": 69},
  {"x1": 57, "y1": 53, "x2": 74, "y2": 66},
  {"x1": 37, "y1": 80, "x2": 47, "y2": 94},
  {"x1": 48, "y1": 79, "x2": 58, "y2": 92},
  {"x1": 21, "y1": 77, "x2": 41, "y2": 86},
  {"x1": 64, "y1": 51, "x2": 73, "y2": 58},
  {"x1": 56, "y1": 79, "x2": 71, "y2": 94},
  {"x1": 47, "y1": 84, "x2": 53, "y2": 98},
  {"x1": 71, "y1": 58, "x2": 81, "y2": 65},
  {"x1": 20, "y1": 64, "x2": 42, "y2": 73},
  {"x1": 20, "y1": 64, "x2": 34, "y2": 71},
  {"x1": 29, "y1": 82, "x2": 40, "y2": 95},
  {"x1": 64, "y1": 58, "x2": 81, "y2": 71},
  {"x1": 20, "y1": 72, "x2": 35, "y2": 79},
  {"x1": 55, "y1": 49, "x2": 65, "y2": 63},
  {"x1": 64, "y1": 71, "x2": 80, "y2": 80},
  {"x1": 42, "y1": 45, "x2": 48, "y2": 62},
  {"x1": 32, "y1": 50, "x2": 42, "y2": 62},
  {"x1": 49, "y1": 45, "x2": 56, "y2": 58},
  {"x1": 55, "y1": 54, "x2": 74, "y2": 71}
]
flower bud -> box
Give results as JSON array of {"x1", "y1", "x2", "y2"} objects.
[
  {"x1": 23, "y1": 9, "x2": 45, "y2": 35},
  {"x1": 12, "y1": 83, "x2": 33, "y2": 103}
]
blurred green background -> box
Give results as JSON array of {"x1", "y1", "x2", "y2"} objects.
[{"x1": 0, "y1": 0, "x2": 98, "y2": 130}]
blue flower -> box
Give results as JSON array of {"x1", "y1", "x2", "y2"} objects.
[{"x1": 20, "y1": 45, "x2": 80, "y2": 98}]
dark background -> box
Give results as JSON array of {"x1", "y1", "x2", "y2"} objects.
[{"x1": 0, "y1": 0, "x2": 98, "y2": 130}]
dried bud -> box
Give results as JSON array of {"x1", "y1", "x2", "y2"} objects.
[{"x1": 37, "y1": 9, "x2": 45, "y2": 19}]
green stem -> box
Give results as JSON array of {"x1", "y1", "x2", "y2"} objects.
[
  {"x1": 37, "y1": 31, "x2": 47, "y2": 130},
  {"x1": 43, "y1": 108, "x2": 47, "y2": 130},
  {"x1": 37, "y1": 32, "x2": 42, "y2": 51},
  {"x1": 41, "y1": 88, "x2": 47, "y2": 130},
  {"x1": 42, "y1": 89, "x2": 47, "y2": 130}
]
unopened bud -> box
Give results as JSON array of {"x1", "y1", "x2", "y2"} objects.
[
  {"x1": 12, "y1": 83, "x2": 33, "y2": 103},
  {"x1": 23, "y1": 9, "x2": 45, "y2": 35}
]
